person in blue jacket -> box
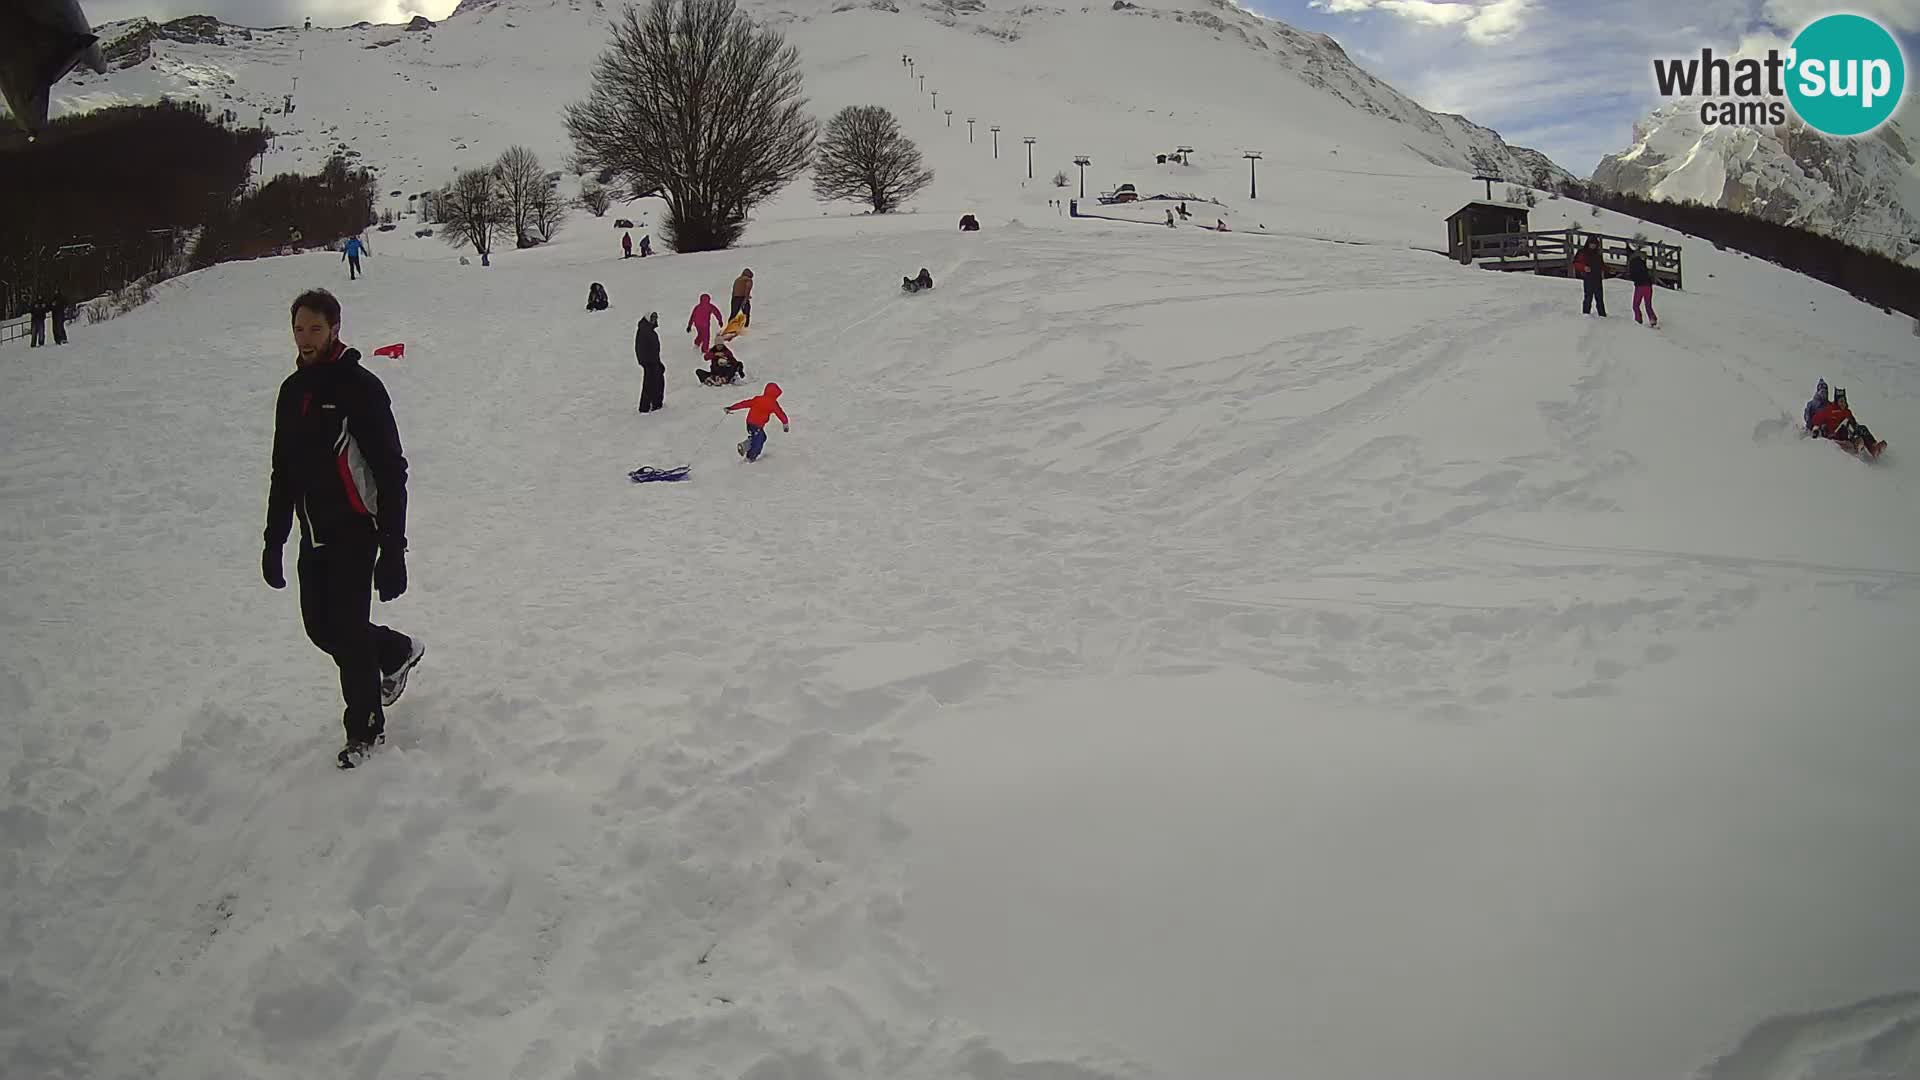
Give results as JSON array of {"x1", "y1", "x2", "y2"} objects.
[{"x1": 343, "y1": 235, "x2": 369, "y2": 280}]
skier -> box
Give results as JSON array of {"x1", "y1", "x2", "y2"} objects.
[
  {"x1": 622, "y1": 232, "x2": 633, "y2": 259},
  {"x1": 731, "y1": 268, "x2": 753, "y2": 327},
  {"x1": 1803, "y1": 379, "x2": 1830, "y2": 430},
  {"x1": 1572, "y1": 235, "x2": 1607, "y2": 316},
  {"x1": 635, "y1": 311, "x2": 665, "y2": 413},
  {"x1": 725, "y1": 382, "x2": 788, "y2": 462},
  {"x1": 686, "y1": 292, "x2": 724, "y2": 353},
  {"x1": 343, "y1": 234, "x2": 369, "y2": 280},
  {"x1": 262, "y1": 288, "x2": 425, "y2": 768},
  {"x1": 1628, "y1": 248, "x2": 1657, "y2": 326}
]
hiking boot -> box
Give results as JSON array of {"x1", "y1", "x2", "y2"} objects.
[
  {"x1": 382, "y1": 638, "x2": 427, "y2": 707},
  {"x1": 337, "y1": 734, "x2": 384, "y2": 769}
]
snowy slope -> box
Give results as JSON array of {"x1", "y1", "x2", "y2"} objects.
[
  {"x1": 1594, "y1": 102, "x2": 1920, "y2": 263},
  {"x1": 39, "y1": 0, "x2": 1571, "y2": 238},
  {"x1": 7, "y1": 4, "x2": 1920, "y2": 1080},
  {"x1": 5, "y1": 146, "x2": 1920, "y2": 1080}
]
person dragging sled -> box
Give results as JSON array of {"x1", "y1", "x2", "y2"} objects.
[
  {"x1": 1572, "y1": 236, "x2": 1607, "y2": 317},
  {"x1": 725, "y1": 382, "x2": 787, "y2": 462},
  {"x1": 687, "y1": 293, "x2": 725, "y2": 353},
  {"x1": 262, "y1": 288, "x2": 426, "y2": 768},
  {"x1": 343, "y1": 234, "x2": 369, "y2": 280},
  {"x1": 635, "y1": 311, "x2": 665, "y2": 413},
  {"x1": 1628, "y1": 248, "x2": 1658, "y2": 327},
  {"x1": 731, "y1": 268, "x2": 753, "y2": 328}
]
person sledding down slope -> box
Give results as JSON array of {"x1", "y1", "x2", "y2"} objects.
[
  {"x1": 697, "y1": 341, "x2": 745, "y2": 385},
  {"x1": 1806, "y1": 385, "x2": 1887, "y2": 459},
  {"x1": 901, "y1": 268, "x2": 933, "y2": 293},
  {"x1": 725, "y1": 382, "x2": 787, "y2": 462}
]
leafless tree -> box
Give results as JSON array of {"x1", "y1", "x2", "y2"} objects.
[
  {"x1": 530, "y1": 175, "x2": 566, "y2": 241},
  {"x1": 439, "y1": 167, "x2": 509, "y2": 262},
  {"x1": 579, "y1": 182, "x2": 613, "y2": 217},
  {"x1": 811, "y1": 105, "x2": 932, "y2": 214},
  {"x1": 563, "y1": 0, "x2": 816, "y2": 252},
  {"x1": 493, "y1": 145, "x2": 546, "y2": 248}
]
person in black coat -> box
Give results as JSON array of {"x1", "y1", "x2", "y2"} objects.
[
  {"x1": 1627, "y1": 249, "x2": 1658, "y2": 327},
  {"x1": 635, "y1": 311, "x2": 665, "y2": 413},
  {"x1": 49, "y1": 291, "x2": 68, "y2": 344},
  {"x1": 262, "y1": 288, "x2": 423, "y2": 768},
  {"x1": 28, "y1": 300, "x2": 46, "y2": 347},
  {"x1": 1573, "y1": 236, "x2": 1607, "y2": 317}
]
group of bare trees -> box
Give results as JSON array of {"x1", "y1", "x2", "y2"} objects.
[
  {"x1": 434, "y1": 145, "x2": 569, "y2": 261},
  {"x1": 565, "y1": 0, "x2": 932, "y2": 253}
]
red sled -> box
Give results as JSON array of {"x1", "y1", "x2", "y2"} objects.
[{"x1": 373, "y1": 343, "x2": 405, "y2": 359}]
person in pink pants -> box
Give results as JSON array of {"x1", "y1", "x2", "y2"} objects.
[
  {"x1": 1628, "y1": 249, "x2": 1659, "y2": 327},
  {"x1": 686, "y1": 293, "x2": 724, "y2": 351}
]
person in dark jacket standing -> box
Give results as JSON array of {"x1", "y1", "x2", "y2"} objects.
[
  {"x1": 28, "y1": 299, "x2": 46, "y2": 347},
  {"x1": 635, "y1": 311, "x2": 664, "y2": 413},
  {"x1": 1572, "y1": 235, "x2": 1607, "y2": 317},
  {"x1": 1627, "y1": 248, "x2": 1658, "y2": 327},
  {"x1": 49, "y1": 291, "x2": 69, "y2": 345},
  {"x1": 263, "y1": 288, "x2": 425, "y2": 768}
]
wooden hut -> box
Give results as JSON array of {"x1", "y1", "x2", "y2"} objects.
[{"x1": 1446, "y1": 200, "x2": 1532, "y2": 263}]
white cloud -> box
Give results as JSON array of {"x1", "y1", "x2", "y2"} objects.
[
  {"x1": 1762, "y1": 0, "x2": 1920, "y2": 35},
  {"x1": 1308, "y1": 0, "x2": 1534, "y2": 43}
]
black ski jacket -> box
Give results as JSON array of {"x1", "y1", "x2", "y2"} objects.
[
  {"x1": 635, "y1": 320, "x2": 662, "y2": 370},
  {"x1": 265, "y1": 344, "x2": 408, "y2": 549},
  {"x1": 1628, "y1": 255, "x2": 1653, "y2": 286}
]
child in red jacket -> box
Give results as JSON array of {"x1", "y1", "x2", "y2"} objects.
[{"x1": 725, "y1": 382, "x2": 787, "y2": 461}]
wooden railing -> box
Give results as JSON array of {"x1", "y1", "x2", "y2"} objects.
[{"x1": 1467, "y1": 229, "x2": 1683, "y2": 289}]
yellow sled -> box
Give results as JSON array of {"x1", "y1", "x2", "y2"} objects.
[{"x1": 718, "y1": 312, "x2": 748, "y2": 340}]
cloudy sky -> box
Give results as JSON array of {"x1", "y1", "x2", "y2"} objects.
[{"x1": 81, "y1": 0, "x2": 1918, "y2": 175}]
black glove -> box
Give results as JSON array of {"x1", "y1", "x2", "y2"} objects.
[
  {"x1": 375, "y1": 540, "x2": 407, "y2": 602},
  {"x1": 263, "y1": 543, "x2": 286, "y2": 589}
]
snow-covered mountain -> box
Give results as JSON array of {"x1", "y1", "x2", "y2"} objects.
[
  {"x1": 1593, "y1": 102, "x2": 1920, "y2": 264},
  {"x1": 43, "y1": 0, "x2": 1572, "y2": 208}
]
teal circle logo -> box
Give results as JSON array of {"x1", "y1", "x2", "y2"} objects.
[{"x1": 1786, "y1": 14, "x2": 1905, "y2": 137}]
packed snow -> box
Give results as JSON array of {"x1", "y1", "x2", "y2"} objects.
[{"x1": 7, "y1": 2, "x2": 1920, "y2": 1079}]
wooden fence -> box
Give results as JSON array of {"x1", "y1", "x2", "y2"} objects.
[{"x1": 1467, "y1": 229, "x2": 1683, "y2": 289}]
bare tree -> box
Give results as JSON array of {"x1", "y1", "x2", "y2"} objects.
[
  {"x1": 564, "y1": 0, "x2": 816, "y2": 252},
  {"x1": 493, "y1": 145, "x2": 547, "y2": 248},
  {"x1": 439, "y1": 167, "x2": 509, "y2": 263},
  {"x1": 530, "y1": 175, "x2": 566, "y2": 242},
  {"x1": 579, "y1": 182, "x2": 613, "y2": 217},
  {"x1": 1052, "y1": 170, "x2": 1069, "y2": 188},
  {"x1": 812, "y1": 105, "x2": 932, "y2": 214}
]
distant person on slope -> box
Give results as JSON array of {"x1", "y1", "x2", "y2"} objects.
[
  {"x1": 1572, "y1": 235, "x2": 1606, "y2": 317},
  {"x1": 731, "y1": 268, "x2": 753, "y2": 327},
  {"x1": 622, "y1": 232, "x2": 633, "y2": 259},
  {"x1": 639, "y1": 234, "x2": 652, "y2": 257},
  {"x1": 725, "y1": 382, "x2": 788, "y2": 462},
  {"x1": 262, "y1": 288, "x2": 425, "y2": 769},
  {"x1": 1627, "y1": 248, "x2": 1657, "y2": 327},
  {"x1": 343, "y1": 235, "x2": 369, "y2": 280},
  {"x1": 635, "y1": 311, "x2": 665, "y2": 413},
  {"x1": 687, "y1": 292, "x2": 724, "y2": 353}
]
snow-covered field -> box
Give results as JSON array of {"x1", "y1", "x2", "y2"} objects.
[{"x1": 7, "y1": 1, "x2": 1920, "y2": 1078}]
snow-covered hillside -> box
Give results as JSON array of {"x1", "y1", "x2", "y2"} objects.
[
  {"x1": 42, "y1": 0, "x2": 1571, "y2": 232},
  {"x1": 1594, "y1": 102, "x2": 1920, "y2": 264},
  {"x1": 7, "y1": 3, "x2": 1920, "y2": 1080}
]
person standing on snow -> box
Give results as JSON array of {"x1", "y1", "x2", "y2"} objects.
[
  {"x1": 28, "y1": 297, "x2": 46, "y2": 347},
  {"x1": 1627, "y1": 248, "x2": 1657, "y2": 327},
  {"x1": 1572, "y1": 235, "x2": 1607, "y2": 317},
  {"x1": 687, "y1": 292, "x2": 724, "y2": 353},
  {"x1": 622, "y1": 232, "x2": 633, "y2": 259},
  {"x1": 725, "y1": 382, "x2": 788, "y2": 462},
  {"x1": 343, "y1": 234, "x2": 369, "y2": 280},
  {"x1": 730, "y1": 268, "x2": 753, "y2": 328},
  {"x1": 262, "y1": 288, "x2": 425, "y2": 769},
  {"x1": 635, "y1": 312, "x2": 665, "y2": 413},
  {"x1": 639, "y1": 234, "x2": 652, "y2": 257}
]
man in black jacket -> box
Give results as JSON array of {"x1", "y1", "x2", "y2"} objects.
[
  {"x1": 635, "y1": 311, "x2": 664, "y2": 413},
  {"x1": 263, "y1": 289, "x2": 425, "y2": 768}
]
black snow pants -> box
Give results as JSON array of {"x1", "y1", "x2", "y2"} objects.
[
  {"x1": 348, "y1": 255, "x2": 362, "y2": 280},
  {"x1": 638, "y1": 363, "x2": 665, "y2": 412},
  {"x1": 298, "y1": 538, "x2": 414, "y2": 742},
  {"x1": 1582, "y1": 275, "x2": 1607, "y2": 316}
]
